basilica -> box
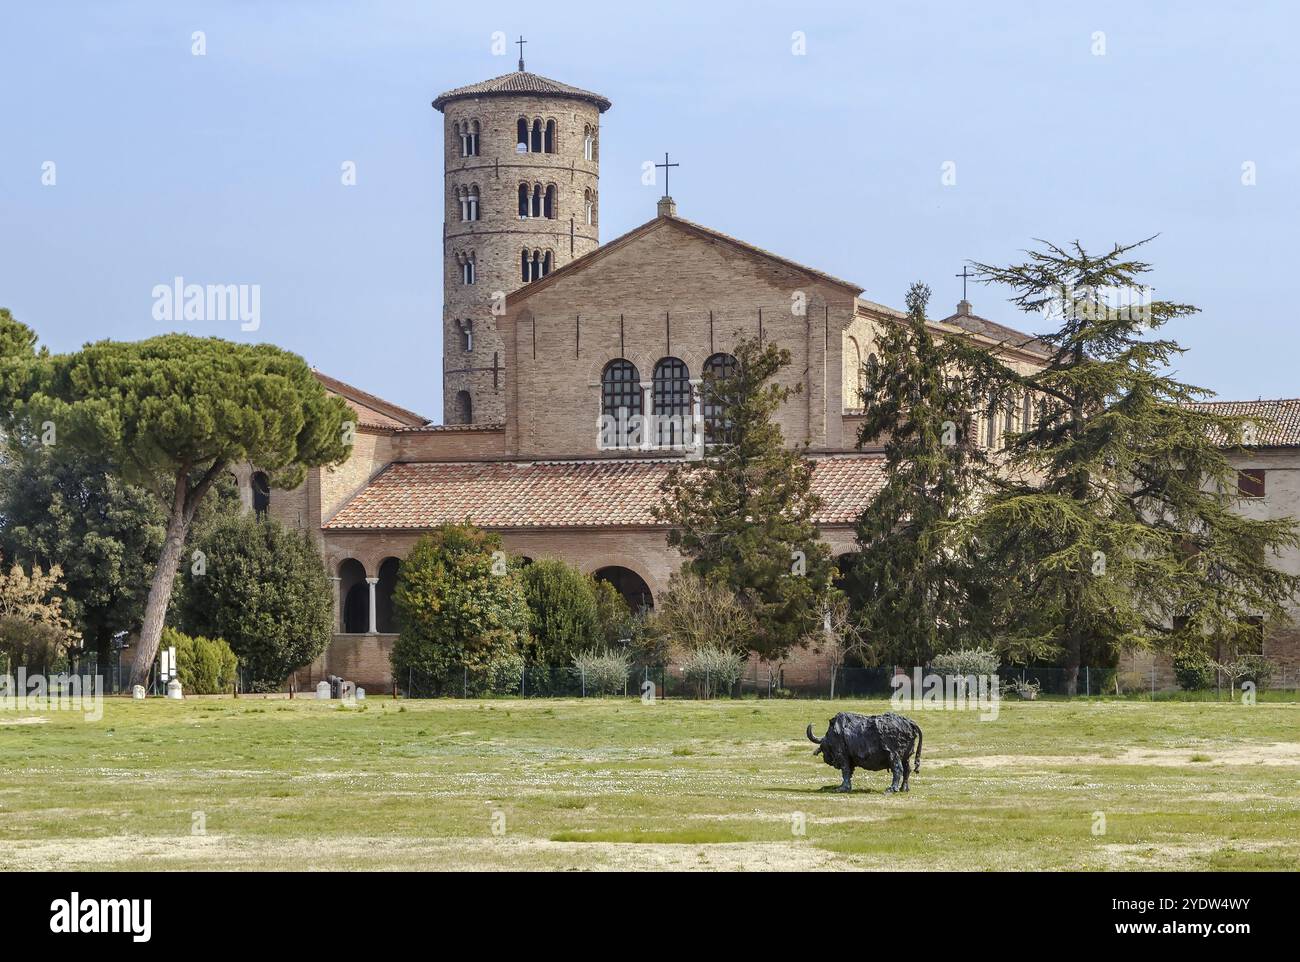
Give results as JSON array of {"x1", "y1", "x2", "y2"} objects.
[{"x1": 250, "y1": 57, "x2": 1296, "y2": 691}]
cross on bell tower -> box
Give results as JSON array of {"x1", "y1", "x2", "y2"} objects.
[{"x1": 516, "y1": 35, "x2": 527, "y2": 71}]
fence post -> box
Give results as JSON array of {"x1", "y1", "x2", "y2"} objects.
[
  {"x1": 463, "y1": 666, "x2": 467, "y2": 699},
  {"x1": 1151, "y1": 664, "x2": 1156, "y2": 697},
  {"x1": 1085, "y1": 666, "x2": 1090, "y2": 698},
  {"x1": 581, "y1": 667, "x2": 586, "y2": 698}
]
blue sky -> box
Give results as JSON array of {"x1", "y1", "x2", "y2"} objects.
[{"x1": 3, "y1": 0, "x2": 1297, "y2": 420}]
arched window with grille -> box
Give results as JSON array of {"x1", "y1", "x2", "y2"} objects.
[
  {"x1": 653, "y1": 357, "x2": 691, "y2": 448},
  {"x1": 601, "y1": 358, "x2": 642, "y2": 449},
  {"x1": 701, "y1": 353, "x2": 738, "y2": 446},
  {"x1": 864, "y1": 352, "x2": 879, "y2": 402}
]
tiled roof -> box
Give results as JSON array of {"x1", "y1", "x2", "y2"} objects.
[
  {"x1": 1187, "y1": 398, "x2": 1300, "y2": 448},
  {"x1": 312, "y1": 370, "x2": 430, "y2": 429},
  {"x1": 433, "y1": 70, "x2": 611, "y2": 112},
  {"x1": 935, "y1": 304, "x2": 1053, "y2": 358},
  {"x1": 325, "y1": 454, "x2": 887, "y2": 530}
]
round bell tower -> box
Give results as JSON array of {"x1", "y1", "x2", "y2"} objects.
[{"x1": 433, "y1": 55, "x2": 612, "y2": 424}]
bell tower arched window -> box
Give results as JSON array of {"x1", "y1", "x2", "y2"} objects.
[
  {"x1": 455, "y1": 390, "x2": 473, "y2": 425},
  {"x1": 544, "y1": 119, "x2": 556, "y2": 153},
  {"x1": 531, "y1": 119, "x2": 543, "y2": 153},
  {"x1": 458, "y1": 185, "x2": 479, "y2": 222},
  {"x1": 458, "y1": 119, "x2": 479, "y2": 157},
  {"x1": 544, "y1": 184, "x2": 555, "y2": 219},
  {"x1": 517, "y1": 117, "x2": 528, "y2": 151}
]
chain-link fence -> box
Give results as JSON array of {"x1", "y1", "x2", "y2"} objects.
[{"x1": 392, "y1": 662, "x2": 1300, "y2": 700}]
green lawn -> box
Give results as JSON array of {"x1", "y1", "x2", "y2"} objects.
[{"x1": 2, "y1": 696, "x2": 1298, "y2": 870}]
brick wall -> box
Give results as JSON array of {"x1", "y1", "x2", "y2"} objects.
[
  {"x1": 441, "y1": 94, "x2": 603, "y2": 425},
  {"x1": 500, "y1": 216, "x2": 859, "y2": 458}
]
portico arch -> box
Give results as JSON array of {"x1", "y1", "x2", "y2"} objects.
[{"x1": 593, "y1": 565, "x2": 654, "y2": 613}]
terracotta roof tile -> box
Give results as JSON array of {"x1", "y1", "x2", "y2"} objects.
[
  {"x1": 433, "y1": 70, "x2": 611, "y2": 112},
  {"x1": 312, "y1": 370, "x2": 431, "y2": 429},
  {"x1": 324, "y1": 455, "x2": 887, "y2": 530},
  {"x1": 1187, "y1": 398, "x2": 1300, "y2": 448}
]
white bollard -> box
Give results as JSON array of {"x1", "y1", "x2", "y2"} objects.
[
  {"x1": 316, "y1": 681, "x2": 331, "y2": 700},
  {"x1": 166, "y1": 678, "x2": 183, "y2": 700},
  {"x1": 132, "y1": 685, "x2": 146, "y2": 700}
]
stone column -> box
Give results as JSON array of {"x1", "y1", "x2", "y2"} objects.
[
  {"x1": 366, "y1": 577, "x2": 379, "y2": 634},
  {"x1": 231, "y1": 462, "x2": 254, "y2": 516},
  {"x1": 688, "y1": 377, "x2": 704, "y2": 458},
  {"x1": 640, "y1": 381, "x2": 654, "y2": 450}
]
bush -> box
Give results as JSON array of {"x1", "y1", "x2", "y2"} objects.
[
  {"x1": 573, "y1": 648, "x2": 631, "y2": 696},
  {"x1": 1173, "y1": 650, "x2": 1214, "y2": 691},
  {"x1": 0, "y1": 616, "x2": 66, "y2": 673},
  {"x1": 521, "y1": 559, "x2": 599, "y2": 669},
  {"x1": 652, "y1": 573, "x2": 755, "y2": 656},
  {"x1": 163, "y1": 626, "x2": 238, "y2": 694},
  {"x1": 591, "y1": 578, "x2": 635, "y2": 647},
  {"x1": 930, "y1": 647, "x2": 1000, "y2": 678},
  {"x1": 681, "y1": 645, "x2": 745, "y2": 698},
  {"x1": 391, "y1": 524, "x2": 529, "y2": 696},
  {"x1": 1235, "y1": 654, "x2": 1275, "y2": 689},
  {"x1": 180, "y1": 512, "x2": 332, "y2": 689}
]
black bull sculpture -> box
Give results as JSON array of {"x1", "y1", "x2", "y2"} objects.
[{"x1": 806, "y1": 712, "x2": 923, "y2": 793}]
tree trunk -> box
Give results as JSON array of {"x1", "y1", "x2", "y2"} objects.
[
  {"x1": 1063, "y1": 635, "x2": 1081, "y2": 697},
  {"x1": 128, "y1": 474, "x2": 190, "y2": 688}
]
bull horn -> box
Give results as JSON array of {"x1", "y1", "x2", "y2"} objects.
[{"x1": 806, "y1": 724, "x2": 822, "y2": 745}]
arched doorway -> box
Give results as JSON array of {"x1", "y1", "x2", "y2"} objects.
[
  {"x1": 338, "y1": 558, "x2": 369, "y2": 633},
  {"x1": 376, "y1": 557, "x2": 400, "y2": 633},
  {"x1": 593, "y1": 566, "x2": 654, "y2": 613},
  {"x1": 251, "y1": 471, "x2": 271, "y2": 519}
]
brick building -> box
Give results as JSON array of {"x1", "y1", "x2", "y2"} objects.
[{"x1": 247, "y1": 58, "x2": 1295, "y2": 691}]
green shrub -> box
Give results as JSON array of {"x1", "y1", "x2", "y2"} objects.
[
  {"x1": 0, "y1": 615, "x2": 65, "y2": 673},
  {"x1": 391, "y1": 524, "x2": 529, "y2": 696},
  {"x1": 573, "y1": 648, "x2": 631, "y2": 696},
  {"x1": 180, "y1": 512, "x2": 332, "y2": 689},
  {"x1": 163, "y1": 626, "x2": 238, "y2": 694},
  {"x1": 1173, "y1": 650, "x2": 1213, "y2": 691},
  {"x1": 521, "y1": 559, "x2": 599, "y2": 669},
  {"x1": 930, "y1": 647, "x2": 1000, "y2": 678},
  {"x1": 1235, "y1": 654, "x2": 1274, "y2": 689},
  {"x1": 681, "y1": 645, "x2": 745, "y2": 697}
]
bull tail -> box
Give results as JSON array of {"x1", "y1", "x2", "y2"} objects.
[{"x1": 910, "y1": 719, "x2": 923, "y2": 772}]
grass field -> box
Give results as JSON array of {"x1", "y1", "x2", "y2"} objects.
[{"x1": 3, "y1": 696, "x2": 1298, "y2": 871}]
